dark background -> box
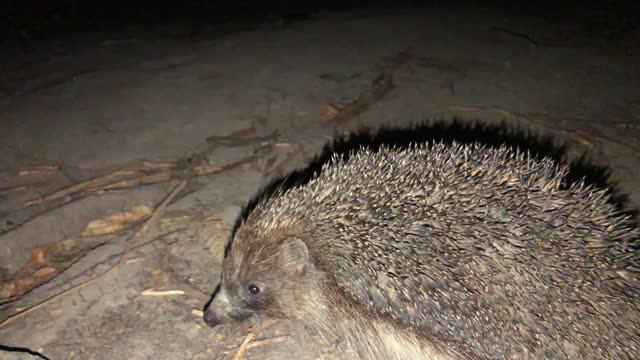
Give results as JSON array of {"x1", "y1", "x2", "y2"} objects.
[{"x1": 3, "y1": 1, "x2": 640, "y2": 43}]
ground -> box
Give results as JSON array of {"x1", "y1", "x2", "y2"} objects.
[{"x1": 1, "y1": 4, "x2": 639, "y2": 360}]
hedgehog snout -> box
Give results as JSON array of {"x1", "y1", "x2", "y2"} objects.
[
  {"x1": 203, "y1": 307, "x2": 223, "y2": 327},
  {"x1": 203, "y1": 284, "x2": 234, "y2": 328}
]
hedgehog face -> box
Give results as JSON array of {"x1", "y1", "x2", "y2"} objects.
[{"x1": 203, "y1": 234, "x2": 314, "y2": 328}]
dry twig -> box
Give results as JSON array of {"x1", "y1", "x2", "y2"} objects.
[
  {"x1": 0, "y1": 186, "x2": 27, "y2": 196},
  {"x1": 0, "y1": 180, "x2": 186, "y2": 329},
  {"x1": 231, "y1": 320, "x2": 279, "y2": 360},
  {"x1": 24, "y1": 138, "x2": 273, "y2": 209},
  {"x1": 0, "y1": 205, "x2": 152, "y2": 302},
  {"x1": 324, "y1": 47, "x2": 413, "y2": 124},
  {"x1": 140, "y1": 289, "x2": 185, "y2": 296},
  {"x1": 43, "y1": 227, "x2": 186, "y2": 295},
  {"x1": 25, "y1": 163, "x2": 146, "y2": 206},
  {"x1": 222, "y1": 335, "x2": 288, "y2": 353},
  {"x1": 18, "y1": 165, "x2": 60, "y2": 176}
]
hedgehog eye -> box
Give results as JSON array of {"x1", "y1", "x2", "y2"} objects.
[{"x1": 248, "y1": 284, "x2": 260, "y2": 295}]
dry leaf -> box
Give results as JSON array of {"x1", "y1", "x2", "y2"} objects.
[
  {"x1": 33, "y1": 267, "x2": 57, "y2": 279},
  {"x1": 81, "y1": 205, "x2": 152, "y2": 237},
  {"x1": 324, "y1": 104, "x2": 341, "y2": 121}
]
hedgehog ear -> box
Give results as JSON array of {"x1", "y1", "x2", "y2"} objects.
[{"x1": 280, "y1": 237, "x2": 310, "y2": 273}]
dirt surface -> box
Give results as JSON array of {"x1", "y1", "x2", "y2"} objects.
[{"x1": 1, "y1": 4, "x2": 639, "y2": 360}]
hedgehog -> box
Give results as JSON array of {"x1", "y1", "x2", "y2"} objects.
[{"x1": 203, "y1": 141, "x2": 640, "y2": 359}]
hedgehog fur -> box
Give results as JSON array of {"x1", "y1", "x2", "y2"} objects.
[{"x1": 204, "y1": 141, "x2": 640, "y2": 359}]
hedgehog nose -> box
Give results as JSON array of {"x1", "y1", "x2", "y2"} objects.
[{"x1": 203, "y1": 308, "x2": 223, "y2": 328}]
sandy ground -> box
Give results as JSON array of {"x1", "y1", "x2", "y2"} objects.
[{"x1": 1, "y1": 5, "x2": 639, "y2": 359}]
